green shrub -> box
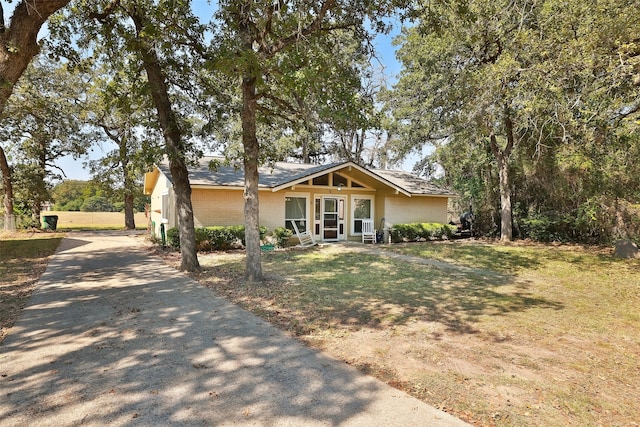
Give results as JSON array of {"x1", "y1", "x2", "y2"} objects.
[
  {"x1": 167, "y1": 227, "x2": 180, "y2": 249},
  {"x1": 390, "y1": 222, "x2": 456, "y2": 242},
  {"x1": 519, "y1": 210, "x2": 599, "y2": 243},
  {"x1": 165, "y1": 225, "x2": 268, "y2": 251},
  {"x1": 271, "y1": 226, "x2": 293, "y2": 247}
]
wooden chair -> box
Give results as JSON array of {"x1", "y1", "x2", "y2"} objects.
[
  {"x1": 361, "y1": 219, "x2": 376, "y2": 243},
  {"x1": 291, "y1": 221, "x2": 317, "y2": 247}
]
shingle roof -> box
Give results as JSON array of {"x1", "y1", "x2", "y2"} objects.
[
  {"x1": 371, "y1": 169, "x2": 458, "y2": 196},
  {"x1": 157, "y1": 156, "x2": 456, "y2": 197}
]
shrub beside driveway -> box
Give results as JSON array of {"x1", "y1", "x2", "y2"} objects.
[{"x1": 189, "y1": 241, "x2": 640, "y2": 426}]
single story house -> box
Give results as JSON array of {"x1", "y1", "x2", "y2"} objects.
[{"x1": 143, "y1": 156, "x2": 457, "y2": 242}]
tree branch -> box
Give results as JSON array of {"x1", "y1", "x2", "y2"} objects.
[
  {"x1": 264, "y1": 0, "x2": 338, "y2": 56},
  {"x1": 89, "y1": 0, "x2": 121, "y2": 23},
  {"x1": 0, "y1": 4, "x2": 5, "y2": 34},
  {"x1": 258, "y1": 91, "x2": 299, "y2": 118}
]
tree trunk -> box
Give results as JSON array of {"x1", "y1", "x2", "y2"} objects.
[
  {"x1": 121, "y1": 148, "x2": 135, "y2": 230},
  {"x1": 241, "y1": 75, "x2": 263, "y2": 283},
  {"x1": 0, "y1": 1, "x2": 70, "y2": 115},
  {"x1": 31, "y1": 141, "x2": 48, "y2": 228},
  {"x1": 130, "y1": 8, "x2": 199, "y2": 272},
  {"x1": 488, "y1": 108, "x2": 516, "y2": 242},
  {"x1": 32, "y1": 198, "x2": 42, "y2": 227},
  {"x1": 123, "y1": 193, "x2": 135, "y2": 229},
  {"x1": 0, "y1": 146, "x2": 15, "y2": 231},
  {"x1": 496, "y1": 148, "x2": 512, "y2": 241}
]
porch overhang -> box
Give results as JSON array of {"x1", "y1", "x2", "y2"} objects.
[{"x1": 270, "y1": 161, "x2": 412, "y2": 197}]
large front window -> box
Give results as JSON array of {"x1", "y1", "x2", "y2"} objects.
[
  {"x1": 285, "y1": 196, "x2": 307, "y2": 232},
  {"x1": 353, "y1": 197, "x2": 373, "y2": 233}
]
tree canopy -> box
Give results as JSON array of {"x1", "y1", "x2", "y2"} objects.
[
  {"x1": 0, "y1": 54, "x2": 95, "y2": 226},
  {"x1": 0, "y1": 0, "x2": 71, "y2": 230},
  {"x1": 2, "y1": 0, "x2": 638, "y2": 249},
  {"x1": 390, "y1": 0, "x2": 640, "y2": 242},
  {"x1": 208, "y1": 0, "x2": 403, "y2": 281}
]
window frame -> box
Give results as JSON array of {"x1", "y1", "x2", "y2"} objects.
[
  {"x1": 351, "y1": 195, "x2": 374, "y2": 235},
  {"x1": 284, "y1": 193, "x2": 309, "y2": 232}
]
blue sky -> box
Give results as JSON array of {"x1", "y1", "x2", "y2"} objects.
[{"x1": 54, "y1": 3, "x2": 404, "y2": 180}]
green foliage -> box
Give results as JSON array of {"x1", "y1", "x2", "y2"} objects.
[
  {"x1": 271, "y1": 226, "x2": 293, "y2": 248},
  {"x1": 519, "y1": 213, "x2": 569, "y2": 243},
  {"x1": 0, "y1": 54, "x2": 98, "y2": 225},
  {"x1": 519, "y1": 199, "x2": 640, "y2": 244},
  {"x1": 11, "y1": 163, "x2": 51, "y2": 216},
  {"x1": 166, "y1": 226, "x2": 179, "y2": 249},
  {"x1": 391, "y1": 0, "x2": 640, "y2": 244},
  {"x1": 390, "y1": 223, "x2": 457, "y2": 242},
  {"x1": 167, "y1": 225, "x2": 269, "y2": 252},
  {"x1": 51, "y1": 180, "x2": 88, "y2": 211},
  {"x1": 80, "y1": 196, "x2": 116, "y2": 212},
  {"x1": 51, "y1": 179, "x2": 148, "y2": 213}
]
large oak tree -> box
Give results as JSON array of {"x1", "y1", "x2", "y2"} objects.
[
  {"x1": 0, "y1": 0, "x2": 70, "y2": 230},
  {"x1": 391, "y1": 0, "x2": 639, "y2": 242},
  {"x1": 210, "y1": 0, "x2": 401, "y2": 282},
  {"x1": 52, "y1": 0, "x2": 206, "y2": 271}
]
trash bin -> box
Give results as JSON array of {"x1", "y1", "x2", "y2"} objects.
[{"x1": 43, "y1": 215, "x2": 58, "y2": 231}]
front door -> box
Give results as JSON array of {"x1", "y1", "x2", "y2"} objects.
[{"x1": 322, "y1": 197, "x2": 345, "y2": 241}]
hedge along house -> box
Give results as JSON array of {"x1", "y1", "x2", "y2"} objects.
[{"x1": 143, "y1": 156, "x2": 457, "y2": 243}]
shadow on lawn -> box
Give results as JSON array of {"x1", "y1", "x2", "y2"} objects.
[
  {"x1": 392, "y1": 242, "x2": 544, "y2": 274},
  {"x1": 392, "y1": 241, "x2": 627, "y2": 274},
  {"x1": 249, "y1": 248, "x2": 565, "y2": 335},
  {"x1": 0, "y1": 240, "x2": 391, "y2": 426}
]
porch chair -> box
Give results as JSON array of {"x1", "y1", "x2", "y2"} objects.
[
  {"x1": 361, "y1": 219, "x2": 376, "y2": 243},
  {"x1": 291, "y1": 221, "x2": 317, "y2": 247}
]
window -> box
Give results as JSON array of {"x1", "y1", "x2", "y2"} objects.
[
  {"x1": 312, "y1": 174, "x2": 329, "y2": 186},
  {"x1": 161, "y1": 193, "x2": 169, "y2": 221},
  {"x1": 285, "y1": 196, "x2": 307, "y2": 232},
  {"x1": 352, "y1": 197, "x2": 373, "y2": 233},
  {"x1": 333, "y1": 173, "x2": 348, "y2": 187}
]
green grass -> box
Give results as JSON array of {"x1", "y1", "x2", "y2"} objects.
[
  {"x1": 0, "y1": 234, "x2": 62, "y2": 260},
  {"x1": 194, "y1": 241, "x2": 640, "y2": 426}
]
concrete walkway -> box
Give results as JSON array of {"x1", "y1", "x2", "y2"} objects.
[{"x1": 0, "y1": 232, "x2": 469, "y2": 426}]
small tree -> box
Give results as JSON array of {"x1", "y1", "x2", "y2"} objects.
[{"x1": 85, "y1": 60, "x2": 163, "y2": 229}]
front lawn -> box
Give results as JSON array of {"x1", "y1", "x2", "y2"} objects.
[{"x1": 192, "y1": 240, "x2": 640, "y2": 426}]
